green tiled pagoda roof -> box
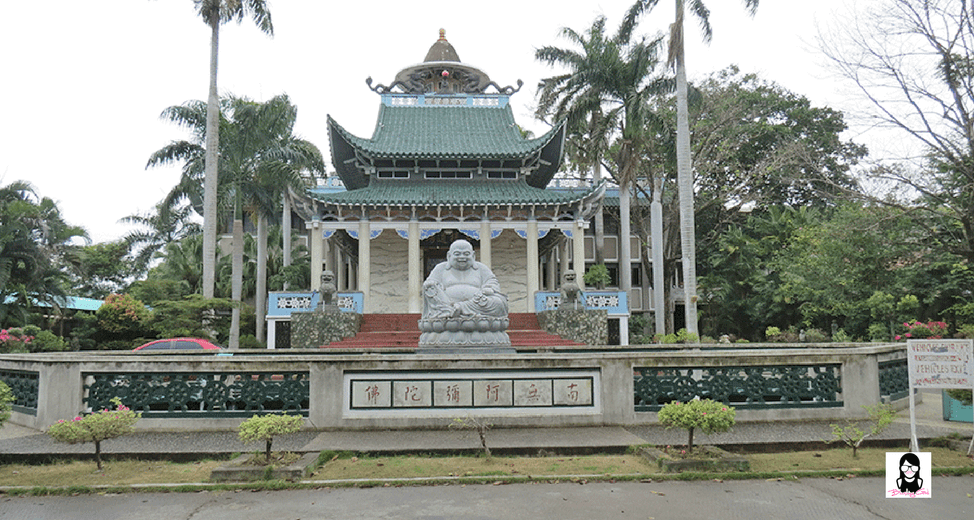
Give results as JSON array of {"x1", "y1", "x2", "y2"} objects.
[
  {"x1": 329, "y1": 104, "x2": 561, "y2": 160},
  {"x1": 308, "y1": 179, "x2": 601, "y2": 207}
]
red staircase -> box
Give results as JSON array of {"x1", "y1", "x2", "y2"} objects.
[{"x1": 319, "y1": 313, "x2": 583, "y2": 349}]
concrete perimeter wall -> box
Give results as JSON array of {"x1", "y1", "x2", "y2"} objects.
[{"x1": 0, "y1": 343, "x2": 909, "y2": 431}]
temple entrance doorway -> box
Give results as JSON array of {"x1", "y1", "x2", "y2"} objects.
[{"x1": 421, "y1": 230, "x2": 480, "y2": 280}]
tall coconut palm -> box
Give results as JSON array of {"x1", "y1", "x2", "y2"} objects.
[
  {"x1": 191, "y1": 0, "x2": 273, "y2": 301},
  {"x1": 621, "y1": 0, "x2": 759, "y2": 335},
  {"x1": 536, "y1": 16, "x2": 670, "y2": 297}
]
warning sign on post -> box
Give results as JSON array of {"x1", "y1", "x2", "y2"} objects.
[{"x1": 907, "y1": 339, "x2": 974, "y2": 389}]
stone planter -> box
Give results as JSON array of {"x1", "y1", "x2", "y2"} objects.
[
  {"x1": 639, "y1": 446, "x2": 749, "y2": 473},
  {"x1": 210, "y1": 452, "x2": 320, "y2": 482}
]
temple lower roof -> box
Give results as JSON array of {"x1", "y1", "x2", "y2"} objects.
[{"x1": 307, "y1": 179, "x2": 603, "y2": 207}]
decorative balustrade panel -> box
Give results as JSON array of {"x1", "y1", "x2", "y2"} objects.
[
  {"x1": 0, "y1": 369, "x2": 39, "y2": 415},
  {"x1": 84, "y1": 372, "x2": 310, "y2": 418},
  {"x1": 878, "y1": 358, "x2": 909, "y2": 402},
  {"x1": 634, "y1": 365, "x2": 843, "y2": 412}
]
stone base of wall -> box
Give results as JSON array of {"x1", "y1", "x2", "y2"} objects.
[
  {"x1": 291, "y1": 310, "x2": 362, "y2": 349},
  {"x1": 537, "y1": 309, "x2": 607, "y2": 345}
]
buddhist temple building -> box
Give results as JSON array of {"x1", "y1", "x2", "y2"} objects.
[{"x1": 289, "y1": 30, "x2": 606, "y2": 317}]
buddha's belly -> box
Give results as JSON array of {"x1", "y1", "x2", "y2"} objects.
[{"x1": 444, "y1": 284, "x2": 480, "y2": 302}]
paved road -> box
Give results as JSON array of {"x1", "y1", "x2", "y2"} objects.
[{"x1": 2, "y1": 476, "x2": 972, "y2": 520}]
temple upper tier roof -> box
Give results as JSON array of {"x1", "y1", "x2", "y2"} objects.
[{"x1": 327, "y1": 101, "x2": 565, "y2": 190}]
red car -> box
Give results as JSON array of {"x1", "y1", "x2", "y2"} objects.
[{"x1": 133, "y1": 338, "x2": 223, "y2": 351}]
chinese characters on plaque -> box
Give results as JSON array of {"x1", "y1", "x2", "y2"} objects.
[{"x1": 349, "y1": 374, "x2": 594, "y2": 410}]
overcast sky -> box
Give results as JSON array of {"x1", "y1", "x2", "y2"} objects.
[{"x1": 1, "y1": 0, "x2": 853, "y2": 244}]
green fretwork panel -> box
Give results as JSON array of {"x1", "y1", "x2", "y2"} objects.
[
  {"x1": 0, "y1": 369, "x2": 39, "y2": 415},
  {"x1": 634, "y1": 365, "x2": 842, "y2": 412},
  {"x1": 878, "y1": 359, "x2": 909, "y2": 401},
  {"x1": 84, "y1": 372, "x2": 310, "y2": 418}
]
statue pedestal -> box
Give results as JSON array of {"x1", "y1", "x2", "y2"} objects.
[
  {"x1": 417, "y1": 317, "x2": 511, "y2": 349},
  {"x1": 415, "y1": 346, "x2": 516, "y2": 355}
]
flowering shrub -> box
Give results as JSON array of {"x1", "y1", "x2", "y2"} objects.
[
  {"x1": 47, "y1": 397, "x2": 141, "y2": 470},
  {"x1": 657, "y1": 399, "x2": 736, "y2": 453},
  {"x1": 895, "y1": 320, "x2": 948, "y2": 340},
  {"x1": 238, "y1": 413, "x2": 304, "y2": 462},
  {"x1": 0, "y1": 328, "x2": 34, "y2": 353}
]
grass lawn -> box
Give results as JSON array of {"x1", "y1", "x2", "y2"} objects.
[{"x1": 0, "y1": 446, "x2": 971, "y2": 489}]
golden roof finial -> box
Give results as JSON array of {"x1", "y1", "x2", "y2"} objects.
[{"x1": 439, "y1": 28, "x2": 446, "y2": 41}]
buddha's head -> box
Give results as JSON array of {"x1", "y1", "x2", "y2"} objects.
[{"x1": 447, "y1": 240, "x2": 475, "y2": 271}]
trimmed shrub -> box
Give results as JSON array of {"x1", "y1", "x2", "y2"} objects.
[
  {"x1": 238, "y1": 413, "x2": 303, "y2": 462},
  {"x1": 657, "y1": 399, "x2": 736, "y2": 453}
]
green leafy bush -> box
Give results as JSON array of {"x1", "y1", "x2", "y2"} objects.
[
  {"x1": 946, "y1": 389, "x2": 973, "y2": 406},
  {"x1": 29, "y1": 330, "x2": 68, "y2": 352},
  {"x1": 47, "y1": 397, "x2": 141, "y2": 470},
  {"x1": 0, "y1": 381, "x2": 13, "y2": 429},
  {"x1": 657, "y1": 399, "x2": 736, "y2": 453},
  {"x1": 238, "y1": 413, "x2": 303, "y2": 462},
  {"x1": 583, "y1": 264, "x2": 611, "y2": 289},
  {"x1": 868, "y1": 323, "x2": 891, "y2": 342},
  {"x1": 96, "y1": 294, "x2": 150, "y2": 341}
]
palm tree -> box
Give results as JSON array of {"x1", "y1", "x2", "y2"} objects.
[
  {"x1": 120, "y1": 201, "x2": 202, "y2": 276},
  {"x1": 148, "y1": 94, "x2": 322, "y2": 348},
  {"x1": 191, "y1": 0, "x2": 273, "y2": 301},
  {"x1": 621, "y1": 0, "x2": 760, "y2": 335},
  {"x1": 536, "y1": 16, "x2": 670, "y2": 297},
  {"x1": 220, "y1": 95, "x2": 323, "y2": 346},
  {"x1": 0, "y1": 181, "x2": 88, "y2": 325},
  {"x1": 536, "y1": 17, "x2": 619, "y2": 269}
]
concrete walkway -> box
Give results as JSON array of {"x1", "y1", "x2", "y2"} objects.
[{"x1": 1, "y1": 390, "x2": 970, "y2": 458}]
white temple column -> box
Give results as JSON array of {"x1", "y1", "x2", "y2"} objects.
[
  {"x1": 620, "y1": 184, "x2": 632, "y2": 295},
  {"x1": 479, "y1": 218, "x2": 492, "y2": 269},
  {"x1": 652, "y1": 181, "x2": 666, "y2": 335},
  {"x1": 408, "y1": 220, "x2": 421, "y2": 313},
  {"x1": 322, "y1": 232, "x2": 331, "y2": 279},
  {"x1": 546, "y1": 250, "x2": 557, "y2": 291},
  {"x1": 335, "y1": 248, "x2": 345, "y2": 291},
  {"x1": 309, "y1": 220, "x2": 323, "y2": 291},
  {"x1": 266, "y1": 320, "x2": 276, "y2": 350},
  {"x1": 562, "y1": 240, "x2": 571, "y2": 289},
  {"x1": 282, "y1": 194, "x2": 292, "y2": 290},
  {"x1": 573, "y1": 219, "x2": 586, "y2": 291},
  {"x1": 526, "y1": 218, "x2": 539, "y2": 312},
  {"x1": 358, "y1": 218, "x2": 371, "y2": 312}
]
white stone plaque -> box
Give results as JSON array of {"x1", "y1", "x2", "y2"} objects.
[
  {"x1": 433, "y1": 380, "x2": 473, "y2": 407},
  {"x1": 513, "y1": 380, "x2": 553, "y2": 406},
  {"x1": 393, "y1": 381, "x2": 432, "y2": 407},
  {"x1": 473, "y1": 380, "x2": 513, "y2": 407},
  {"x1": 351, "y1": 381, "x2": 391, "y2": 408},
  {"x1": 553, "y1": 378, "x2": 593, "y2": 406}
]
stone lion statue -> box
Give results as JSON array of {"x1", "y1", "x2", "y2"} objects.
[
  {"x1": 559, "y1": 270, "x2": 581, "y2": 309},
  {"x1": 317, "y1": 270, "x2": 337, "y2": 309}
]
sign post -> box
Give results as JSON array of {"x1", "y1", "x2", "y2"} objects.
[{"x1": 906, "y1": 339, "x2": 974, "y2": 453}]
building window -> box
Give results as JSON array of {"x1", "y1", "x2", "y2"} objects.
[
  {"x1": 487, "y1": 171, "x2": 517, "y2": 179},
  {"x1": 377, "y1": 170, "x2": 409, "y2": 179},
  {"x1": 425, "y1": 171, "x2": 472, "y2": 179}
]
